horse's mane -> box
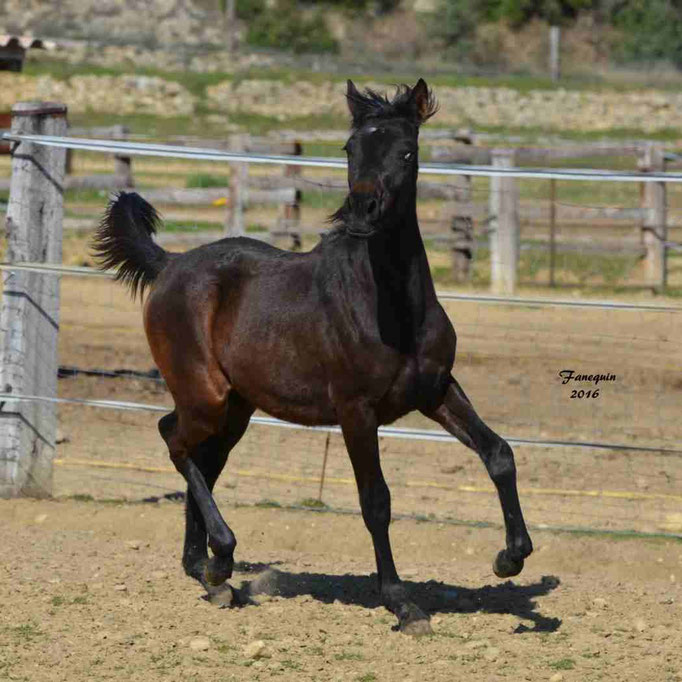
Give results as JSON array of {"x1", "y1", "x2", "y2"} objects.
[{"x1": 346, "y1": 83, "x2": 438, "y2": 129}]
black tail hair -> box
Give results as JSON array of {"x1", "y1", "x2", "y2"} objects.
[{"x1": 92, "y1": 192, "x2": 169, "y2": 300}]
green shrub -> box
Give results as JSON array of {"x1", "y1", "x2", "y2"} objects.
[
  {"x1": 433, "y1": 0, "x2": 594, "y2": 55},
  {"x1": 236, "y1": 0, "x2": 267, "y2": 20},
  {"x1": 611, "y1": 0, "x2": 682, "y2": 69},
  {"x1": 246, "y1": 0, "x2": 338, "y2": 54}
]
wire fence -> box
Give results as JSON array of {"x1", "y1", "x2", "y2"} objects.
[
  {"x1": 30, "y1": 135, "x2": 682, "y2": 292},
  {"x1": 9, "y1": 132, "x2": 682, "y2": 181},
  {"x1": 1, "y1": 132, "x2": 682, "y2": 539}
]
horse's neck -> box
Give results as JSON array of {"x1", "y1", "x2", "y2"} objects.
[{"x1": 368, "y1": 213, "x2": 436, "y2": 325}]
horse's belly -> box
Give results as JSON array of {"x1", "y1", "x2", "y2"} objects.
[{"x1": 227, "y1": 356, "x2": 338, "y2": 426}]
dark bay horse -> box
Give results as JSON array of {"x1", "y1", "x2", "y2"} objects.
[{"x1": 94, "y1": 78, "x2": 532, "y2": 635}]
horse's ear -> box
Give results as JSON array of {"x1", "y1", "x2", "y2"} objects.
[
  {"x1": 346, "y1": 79, "x2": 362, "y2": 121},
  {"x1": 412, "y1": 78, "x2": 436, "y2": 125}
]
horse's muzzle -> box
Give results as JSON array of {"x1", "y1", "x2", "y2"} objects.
[{"x1": 349, "y1": 187, "x2": 385, "y2": 226}]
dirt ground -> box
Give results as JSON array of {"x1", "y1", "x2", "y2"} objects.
[{"x1": 1, "y1": 498, "x2": 681, "y2": 682}]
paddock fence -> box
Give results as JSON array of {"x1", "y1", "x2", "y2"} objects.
[
  {"x1": 0, "y1": 102, "x2": 681, "y2": 541},
  {"x1": 9, "y1": 124, "x2": 681, "y2": 291}
]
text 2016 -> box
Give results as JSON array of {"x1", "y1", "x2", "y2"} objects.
[{"x1": 570, "y1": 389, "x2": 600, "y2": 399}]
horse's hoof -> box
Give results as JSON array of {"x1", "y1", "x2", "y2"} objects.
[
  {"x1": 396, "y1": 602, "x2": 432, "y2": 637},
  {"x1": 400, "y1": 618, "x2": 433, "y2": 637},
  {"x1": 204, "y1": 556, "x2": 234, "y2": 587},
  {"x1": 493, "y1": 550, "x2": 524, "y2": 578},
  {"x1": 207, "y1": 582, "x2": 238, "y2": 608}
]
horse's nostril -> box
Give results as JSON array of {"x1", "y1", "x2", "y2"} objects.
[{"x1": 367, "y1": 199, "x2": 378, "y2": 216}]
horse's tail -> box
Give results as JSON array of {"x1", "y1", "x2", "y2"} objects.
[{"x1": 93, "y1": 191, "x2": 170, "y2": 300}]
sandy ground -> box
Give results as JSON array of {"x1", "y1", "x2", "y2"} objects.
[{"x1": 1, "y1": 498, "x2": 681, "y2": 682}]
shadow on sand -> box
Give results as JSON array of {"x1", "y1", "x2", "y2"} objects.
[{"x1": 230, "y1": 561, "x2": 562, "y2": 634}]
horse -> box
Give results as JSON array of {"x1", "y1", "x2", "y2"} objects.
[{"x1": 93, "y1": 78, "x2": 532, "y2": 635}]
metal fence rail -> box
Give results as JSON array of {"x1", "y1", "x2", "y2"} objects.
[
  {"x1": 2, "y1": 262, "x2": 681, "y2": 313},
  {"x1": 3, "y1": 391, "x2": 680, "y2": 456},
  {"x1": 7, "y1": 133, "x2": 682, "y2": 182}
]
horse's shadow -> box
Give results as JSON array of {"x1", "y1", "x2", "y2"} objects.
[{"x1": 230, "y1": 561, "x2": 562, "y2": 633}]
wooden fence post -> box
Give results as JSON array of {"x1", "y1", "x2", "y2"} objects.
[
  {"x1": 448, "y1": 174, "x2": 474, "y2": 282},
  {"x1": 280, "y1": 140, "x2": 302, "y2": 250},
  {"x1": 226, "y1": 133, "x2": 248, "y2": 237},
  {"x1": 114, "y1": 154, "x2": 134, "y2": 188},
  {"x1": 489, "y1": 149, "x2": 519, "y2": 295},
  {"x1": 638, "y1": 144, "x2": 667, "y2": 291},
  {"x1": 113, "y1": 120, "x2": 133, "y2": 188},
  {"x1": 0, "y1": 101, "x2": 67, "y2": 498},
  {"x1": 549, "y1": 25, "x2": 561, "y2": 82},
  {"x1": 549, "y1": 178, "x2": 557, "y2": 287}
]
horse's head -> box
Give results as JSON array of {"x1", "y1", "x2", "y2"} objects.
[{"x1": 339, "y1": 78, "x2": 437, "y2": 238}]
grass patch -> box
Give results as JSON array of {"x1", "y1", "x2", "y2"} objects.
[
  {"x1": 229, "y1": 110, "x2": 346, "y2": 135},
  {"x1": 23, "y1": 57, "x2": 129, "y2": 81},
  {"x1": 472, "y1": 122, "x2": 682, "y2": 142},
  {"x1": 298, "y1": 498, "x2": 328, "y2": 509},
  {"x1": 255, "y1": 499, "x2": 282, "y2": 508},
  {"x1": 246, "y1": 223, "x2": 268, "y2": 233},
  {"x1": 66, "y1": 111, "x2": 225, "y2": 140},
  {"x1": 356, "y1": 673, "x2": 377, "y2": 682},
  {"x1": 301, "y1": 190, "x2": 342, "y2": 210},
  {"x1": 163, "y1": 219, "x2": 222, "y2": 232},
  {"x1": 7, "y1": 623, "x2": 44, "y2": 641},
  {"x1": 57, "y1": 494, "x2": 125, "y2": 505},
  {"x1": 186, "y1": 173, "x2": 229, "y2": 189},
  {"x1": 431, "y1": 241, "x2": 642, "y2": 290},
  {"x1": 50, "y1": 594, "x2": 88, "y2": 607},
  {"x1": 536, "y1": 249, "x2": 639, "y2": 286},
  {"x1": 550, "y1": 658, "x2": 576, "y2": 670},
  {"x1": 70, "y1": 493, "x2": 94, "y2": 502},
  {"x1": 65, "y1": 188, "x2": 110, "y2": 204}
]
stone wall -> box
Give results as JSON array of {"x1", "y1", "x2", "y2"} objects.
[
  {"x1": 1, "y1": 68, "x2": 680, "y2": 132},
  {"x1": 0, "y1": 73, "x2": 195, "y2": 116},
  {"x1": 1, "y1": 0, "x2": 226, "y2": 47},
  {"x1": 207, "y1": 79, "x2": 682, "y2": 133}
]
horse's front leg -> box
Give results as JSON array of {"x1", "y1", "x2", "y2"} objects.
[
  {"x1": 339, "y1": 402, "x2": 432, "y2": 635},
  {"x1": 423, "y1": 377, "x2": 533, "y2": 577}
]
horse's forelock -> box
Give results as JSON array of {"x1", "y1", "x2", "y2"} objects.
[{"x1": 347, "y1": 83, "x2": 437, "y2": 128}]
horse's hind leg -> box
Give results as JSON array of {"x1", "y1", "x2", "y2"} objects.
[
  {"x1": 423, "y1": 377, "x2": 533, "y2": 578},
  {"x1": 159, "y1": 393, "x2": 253, "y2": 594}
]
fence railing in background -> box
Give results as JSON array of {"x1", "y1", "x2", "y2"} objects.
[{"x1": 5, "y1": 129, "x2": 681, "y2": 293}]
